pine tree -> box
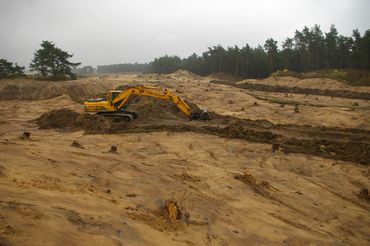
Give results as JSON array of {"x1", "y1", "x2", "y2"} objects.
[{"x1": 30, "y1": 41, "x2": 80, "y2": 80}]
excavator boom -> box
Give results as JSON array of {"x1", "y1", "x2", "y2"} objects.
[{"x1": 112, "y1": 86, "x2": 192, "y2": 116}]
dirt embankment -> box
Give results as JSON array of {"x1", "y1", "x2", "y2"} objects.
[
  {"x1": 0, "y1": 83, "x2": 109, "y2": 102},
  {"x1": 35, "y1": 100, "x2": 370, "y2": 165},
  {"x1": 210, "y1": 80, "x2": 370, "y2": 100}
]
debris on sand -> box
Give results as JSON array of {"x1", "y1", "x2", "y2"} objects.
[
  {"x1": 272, "y1": 143, "x2": 282, "y2": 153},
  {"x1": 126, "y1": 198, "x2": 192, "y2": 232},
  {"x1": 71, "y1": 141, "x2": 84, "y2": 149},
  {"x1": 234, "y1": 172, "x2": 274, "y2": 195},
  {"x1": 19, "y1": 131, "x2": 31, "y2": 140},
  {"x1": 107, "y1": 145, "x2": 118, "y2": 153},
  {"x1": 294, "y1": 104, "x2": 300, "y2": 113},
  {"x1": 357, "y1": 188, "x2": 370, "y2": 202},
  {"x1": 173, "y1": 170, "x2": 201, "y2": 182},
  {"x1": 164, "y1": 199, "x2": 182, "y2": 221}
]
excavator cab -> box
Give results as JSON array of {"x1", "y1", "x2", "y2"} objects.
[{"x1": 109, "y1": 91, "x2": 121, "y2": 101}]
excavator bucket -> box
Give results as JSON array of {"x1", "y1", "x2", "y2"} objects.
[{"x1": 190, "y1": 109, "x2": 210, "y2": 120}]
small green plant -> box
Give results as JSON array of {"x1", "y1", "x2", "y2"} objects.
[{"x1": 319, "y1": 144, "x2": 327, "y2": 153}]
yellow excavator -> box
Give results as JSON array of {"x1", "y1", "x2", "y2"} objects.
[{"x1": 83, "y1": 85, "x2": 209, "y2": 121}]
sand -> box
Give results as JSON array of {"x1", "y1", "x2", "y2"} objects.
[{"x1": 0, "y1": 72, "x2": 370, "y2": 245}]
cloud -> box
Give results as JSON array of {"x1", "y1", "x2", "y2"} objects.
[{"x1": 1, "y1": 0, "x2": 369, "y2": 67}]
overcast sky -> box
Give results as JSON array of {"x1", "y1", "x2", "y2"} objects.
[{"x1": 1, "y1": 0, "x2": 369, "y2": 67}]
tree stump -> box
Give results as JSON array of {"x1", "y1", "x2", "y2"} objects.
[{"x1": 108, "y1": 145, "x2": 117, "y2": 153}]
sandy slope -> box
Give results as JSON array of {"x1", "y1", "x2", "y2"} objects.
[
  {"x1": 239, "y1": 76, "x2": 370, "y2": 93},
  {"x1": 0, "y1": 73, "x2": 370, "y2": 245}
]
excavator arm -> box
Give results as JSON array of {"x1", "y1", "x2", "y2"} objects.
[{"x1": 111, "y1": 86, "x2": 194, "y2": 117}]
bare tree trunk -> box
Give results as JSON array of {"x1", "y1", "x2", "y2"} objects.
[
  {"x1": 366, "y1": 49, "x2": 369, "y2": 76},
  {"x1": 235, "y1": 59, "x2": 239, "y2": 76},
  {"x1": 246, "y1": 57, "x2": 249, "y2": 78}
]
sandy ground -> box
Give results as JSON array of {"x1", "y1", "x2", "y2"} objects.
[{"x1": 0, "y1": 71, "x2": 370, "y2": 245}]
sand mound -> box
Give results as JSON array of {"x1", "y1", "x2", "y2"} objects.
[
  {"x1": 170, "y1": 69, "x2": 201, "y2": 80},
  {"x1": 35, "y1": 109, "x2": 116, "y2": 133},
  {"x1": 128, "y1": 96, "x2": 188, "y2": 122},
  {"x1": 208, "y1": 73, "x2": 241, "y2": 82},
  {"x1": 0, "y1": 83, "x2": 109, "y2": 101}
]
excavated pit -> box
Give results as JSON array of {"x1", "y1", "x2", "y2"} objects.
[{"x1": 35, "y1": 95, "x2": 370, "y2": 164}]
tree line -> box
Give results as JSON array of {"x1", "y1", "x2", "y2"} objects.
[
  {"x1": 151, "y1": 25, "x2": 370, "y2": 78},
  {"x1": 96, "y1": 63, "x2": 150, "y2": 73},
  {"x1": 1, "y1": 24, "x2": 369, "y2": 80}
]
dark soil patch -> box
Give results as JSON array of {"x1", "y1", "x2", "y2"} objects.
[
  {"x1": 126, "y1": 96, "x2": 189, "y2": 122},
  {"x1": 357, "y1": 188, "x2": 370, "y2": 202},
  {"x1": 210, "y1": 80, "x2": 370, "y2": 100},
  {"x1": 34, "y1": 106, "x2": 370, "y2": 165},
  {"x1": 34, "y1": 108, "x2": 121, "y2": 133}
]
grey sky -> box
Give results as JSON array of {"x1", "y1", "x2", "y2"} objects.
[{"x1": 1, "y1": 0, "x2": 369, "y2": 67}]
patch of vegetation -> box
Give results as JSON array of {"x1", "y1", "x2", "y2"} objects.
[
  {"x1": 272, "y1": 68, "x2": 303, "y2": 79},
  {"x1": 319, "y1": 144, "x2": 327, "y2": 153},
  {"x1": 0, "y1": 59, "x2": 25, "y2": 79}
]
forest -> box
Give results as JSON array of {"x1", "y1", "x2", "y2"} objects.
[{"x1": 151, "y1": 25, "x2": 370, "y2": 78}]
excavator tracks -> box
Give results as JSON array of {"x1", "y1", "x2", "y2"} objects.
[{"x1": 97, "y1": 110, "x2": 138, "y2": 122}]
